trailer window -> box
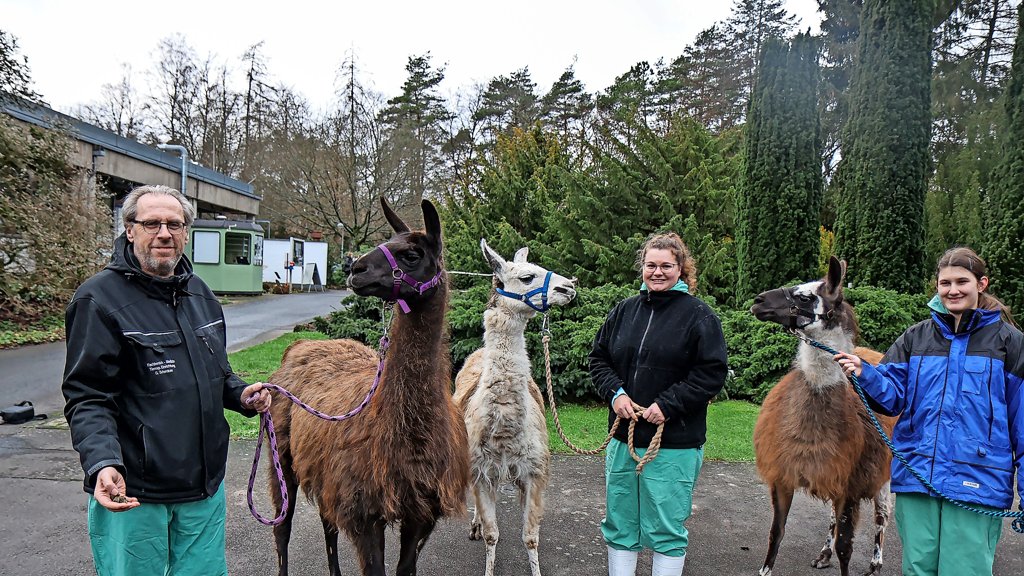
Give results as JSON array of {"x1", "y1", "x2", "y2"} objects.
[{"x1": 226, "y1": 232, "x2": 251, "y2": 265}]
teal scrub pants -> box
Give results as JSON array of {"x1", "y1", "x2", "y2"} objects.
[
  {"x1": 601, "y1": 438, "x2": 704, "y2": 557},
  {"x1": 88, "y1": 483, "x2": 228, "y2": 576},
  {"x1": 895, "y1": 492, "x2": 1002, "y2": 576}
]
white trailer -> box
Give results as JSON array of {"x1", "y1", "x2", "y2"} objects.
[{"x1": 262, "y1": 238, "x2": 328, "y2": 290}]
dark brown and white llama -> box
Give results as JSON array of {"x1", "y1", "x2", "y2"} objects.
[
  {"x1": 452, "y1": 239, "x2": 576, "y2": 576},
  {"x1": 266, "y1": 198, "x2": 469, "y2": 576},
  {"x1": 750, "y1": 256, "x2": 897, "y2": 576}
]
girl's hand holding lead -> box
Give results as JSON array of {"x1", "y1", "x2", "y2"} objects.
[{"x1": 833, "y1": 352, "x2": 863, "y2": 377}]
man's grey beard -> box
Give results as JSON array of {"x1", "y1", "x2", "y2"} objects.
[{"x1": 140, "y1": 253, "x2": 180, "y2": 277}]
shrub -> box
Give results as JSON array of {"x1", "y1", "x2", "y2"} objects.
[
  {"x1": 720, "y1": 308, "x2": 796, "y2": 403},
  {"x1": 313, "y1": 280, "x2": 931, "y2": 405},
  {"x1": 314, "y1": 281, "x2": 634, "y2": 401},
  {"x1": 846, "y1": 286, "x2": 931, "y2": 351}
]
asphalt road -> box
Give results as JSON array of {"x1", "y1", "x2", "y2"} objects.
[
  {"x1": 1, "y1": 287, "x2": 1021, "y2": 574},
  {"x1": 1, "y1": 423, "x2": 1022, "y2": 576},
  {"x1": 0, "y1": 289, "x2": 348, "y2": 417}
]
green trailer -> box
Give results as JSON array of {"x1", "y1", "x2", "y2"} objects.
[{"x1": 189, "y1": 219, "x2": 264, "y2": 294}]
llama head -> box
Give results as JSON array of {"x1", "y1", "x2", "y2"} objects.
[
  {"x1": 480, "y1": 238, "x2": 576, "y2": 314},
  {"x1": 750, "y1": 256, "x2": 856, "y2": 335},
  {"x1": 348, "y1": 198, "x2": 445, "y2": 306}
]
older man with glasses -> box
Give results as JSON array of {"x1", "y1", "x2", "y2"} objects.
[{"x1": 62, "y1": 184, "x2": 271, "y2": 576}]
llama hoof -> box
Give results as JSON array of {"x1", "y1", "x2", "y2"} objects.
[
  {"x1": 863, "y1": 563, "x2": 883, "y2": 576},
  {"x1": 469, "y1": 523, "x2": 482, "y2": 540},
  {"x1": 812, "y1": 551, "x2": 832, "y2": 569}
]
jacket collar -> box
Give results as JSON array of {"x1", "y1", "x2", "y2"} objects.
[
  {"x1": 639, "y1": 279, "x2": 690, "y2": 293},
  {"x1": 931, "y1": 306, "x2": 1001, "y2": 337}
]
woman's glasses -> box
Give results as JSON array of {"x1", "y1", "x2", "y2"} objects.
[
  {"x1": 643, "y1": 263, "x2": 677, "y2": 273},
  {"x1": 131, "y1": 220, "x2": 186, "y2": 234}
]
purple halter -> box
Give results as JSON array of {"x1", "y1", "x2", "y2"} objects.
[{"x1": 377, "y1": 243, "x2": 444, "y2": 314}]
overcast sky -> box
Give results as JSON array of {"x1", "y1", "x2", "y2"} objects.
[{"x1": 4, "y1": 0, "x2": 822, "y2": 114}]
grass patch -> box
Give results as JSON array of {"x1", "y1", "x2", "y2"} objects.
[
  {"x1": 225, "y1": 331, "x2": 328, "y2": 438},
  {"x1": 705, "y1": 400, "x2": 759, "y2": 461},
  {"x1": 546, "y1": 400, "x2": 757, "y2": 461},
  {"x1": 226, "y1": 332, "x2": 760, "y2": 461}
]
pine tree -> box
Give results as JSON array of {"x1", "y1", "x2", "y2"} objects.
[
  {"x1": 1, "y1": 30, "x2": 40, "y2": 103},
  {"x1": 985, "y1": 6, "x2": 1024, "y2": 312},
  {"x1": 380, "y1": 53, "x2": 452, "y2": 204},
  {"x1": 834, "y1": 0, "x2": 932, "y2": 292},
  {"x1": 736, "y1": 33, "x2": 822, "y2": 302}
]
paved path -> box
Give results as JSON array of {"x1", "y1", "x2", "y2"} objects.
[
  {"x1": 0, "y1": 290, "x2": 347, "y2": 415},
  {"x1": 2, "y1": 288, "x2": 1021, "y2": 574},
  {"x1": 1, "y1": 423, "x2": 1022, "y2": 575}
]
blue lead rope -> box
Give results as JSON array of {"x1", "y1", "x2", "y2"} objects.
[{"x1": 795, "y1": 333, "x2": 1024, "y2": 534}]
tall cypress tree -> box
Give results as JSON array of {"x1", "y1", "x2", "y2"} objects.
[
  {"x1": 985, "y1": 6, "x2": 1024, "y2": 312},
  {"x1": 736, "y1": 33, "x2": 822, "y2": 302},
  {"x1": 834, "y1": 0, "x2": 932, "y2": 292}
]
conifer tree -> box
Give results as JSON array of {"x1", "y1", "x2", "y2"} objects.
[
  {"x1": 736, "y1": 33, "x2": 822, "y2": 302},
  {"x1": 985, "y1": 6, "x2": 1024, "y2": 312},
  {"x1": 834, "y1": 0, "x2": 932, "y2": 292}
]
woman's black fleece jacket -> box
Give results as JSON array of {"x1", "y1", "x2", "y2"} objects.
[{"x1": 589, "y1": 289, "x2": 728, "y2": 449}]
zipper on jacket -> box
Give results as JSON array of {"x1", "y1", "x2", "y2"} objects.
[
  {"x1": 930, "y1": 345, "x2": 953, "y2": 485},
  {"x1": 200, "y1": 335, "x2": 214, "y2": 355},
  {"x1": 631, "y1": 307, "x2": 656, "y2": 387},
  {"x1": 908, "y1": 358, "x2": 921, "y2": 434},
  {"x1": 987, "y1": 358, "x2": 994, "y2": 440}
]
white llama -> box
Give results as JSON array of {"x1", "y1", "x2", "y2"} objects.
[{"x1": 453, "y1": 239, "x2": 576, "y2": 576}]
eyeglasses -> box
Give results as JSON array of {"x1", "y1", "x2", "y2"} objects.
[
  {"x1": 131, "y1": 219, "x2": 187, "y2": 234},
  {"x1": 643, "y1": 263, "x2": 677, "y2": 273}
]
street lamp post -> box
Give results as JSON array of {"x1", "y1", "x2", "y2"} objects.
[{"x1": 156, "y1": 143, "x2": 188, "y2": 197}]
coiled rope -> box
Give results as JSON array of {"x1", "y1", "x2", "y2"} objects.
[{"x1": 541, "y1": 314, "x2": 663, "y2": 473}]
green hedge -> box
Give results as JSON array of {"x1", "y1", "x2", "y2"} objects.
[{"x1": 315, "y1": 284, "x2": 931, "y2": 403}]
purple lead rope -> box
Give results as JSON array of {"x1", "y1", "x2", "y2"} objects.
[{"x1": 246, "y1": 334, "x2": 390, "y2": 526}]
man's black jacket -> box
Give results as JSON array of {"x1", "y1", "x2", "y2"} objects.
[
  {"x1": 589, "y1": 289, "x2": 728, "y2": 449},
  {"x1": 63, "y1": 234, "x2": 254, "y2": 503}
]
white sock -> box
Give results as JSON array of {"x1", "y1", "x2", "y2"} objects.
[
  {"x1": 652, "y1": 551, "x2": 685, "y2": 576},
  {"x1": 607, "y1": 546, "x2": 638, "y2": 576}
]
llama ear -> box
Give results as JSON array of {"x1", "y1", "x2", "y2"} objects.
[
  {"x1": 380, "y1": 198, "x2": 410, "y2": 234},
  {"x1": 827, "y1": 256, "x2": 847, "y2": 294},
  {"x1": 480, "y1": 238, "x2": 507, "y2": 275},
  {"x1": 421, "y1": 199, "x2": 443, "y2": 246},
  {"x1": 513, "y1": 246, "x2": 529, "y2": 263}
]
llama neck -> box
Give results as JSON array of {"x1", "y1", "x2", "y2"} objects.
[
  {"x1": 797, "y1": 325, "x2": 854, "y2": 392},
  {"x1": 483, "y1": 305, "x2": 531, "y2": 357},
  {"x1": 480, "y1": 304, "x2": 534, "y2": 393},
  {"x1": 378, "y1": 282, "x2": 451, "y2": 408}
]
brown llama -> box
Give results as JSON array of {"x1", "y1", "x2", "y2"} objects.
[
  {"x1": 266, "y1": 198, "x2": 469, "y2": 576},
  {"x1": 750, "y1": 256, "x2": 897, "y2": 576},
  {"x1": 452, "y1": 239, "x2": 576, "y2": 576}
]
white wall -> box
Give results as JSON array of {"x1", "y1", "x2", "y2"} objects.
[{"x1": 261, "y1": 238, "x2": 328, "y2": 287}]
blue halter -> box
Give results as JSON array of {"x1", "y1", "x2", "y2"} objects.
[{"x1": 495, "y1": 270, "x2": 553, "y2": 313}]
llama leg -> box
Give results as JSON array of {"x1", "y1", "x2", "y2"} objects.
[
  {"x1": 866, "y1": 483, "x2": 891, "y2": 576},
  {"x1": 349, "y1": 518, "x2": 387, "y2": 576},
  {"x1": 759, "y1": 484, "x2": 794, "y2": 576},
  {"x1": 469, "y1": 483, "x2": 484, "y2": 540},
  {"x1": 477, "y1": 484, "x2": 500, "y2": 576},
  {"x1": 833, "y1": 497, "x2": 860, "y2": 576},
  {"x1": 812, "y1": 501, "x2": 836, "y2": 568},
  {"x1": 521, "y1": 476, "x2": 545, "y2": 576},
  {"x1": 271, "y1": 468, "x2": 299, "y2": 576},
  {"x1": 320, "y1": 515, "x2": 342, "y2": 576},
  {"x1": 396, "y1": 516, "x2": 438, "y2": 576}
]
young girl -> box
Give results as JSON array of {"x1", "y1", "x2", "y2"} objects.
[{"x1": 835, "y1": 247, "x2": 1023, "y2": 576}]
